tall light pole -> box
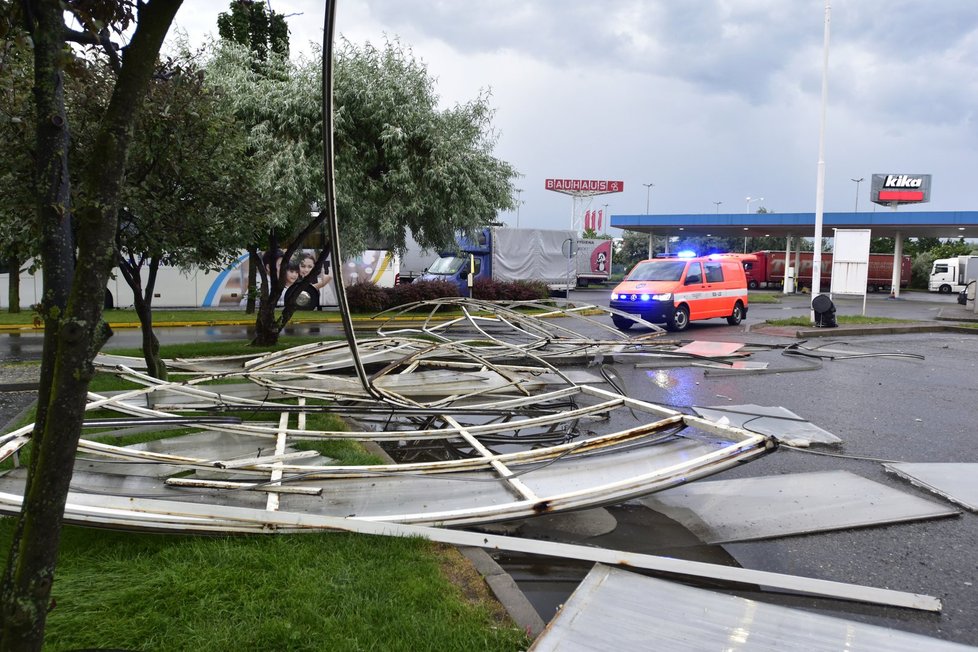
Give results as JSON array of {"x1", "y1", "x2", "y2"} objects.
[
  {"x1": 850, "y1": 178, "x2": 863, "y2": 213},
  {"x1": 515, "y1": 188, "x2": 523, "y2": 227},
  {"x1": 602, "y1": 203, "x2": 609, "y2": 234},
  {"x1": 745, "y1": 197, "x2": 762, "y2": 254},
  {"x1": 713, "y1": 201, "x2": 722, "y2": 215},
  {"x1": 811, "y1": 0, "x2": 831, "y2": 314},
  {"x1": 643, "y1": 183, "x2": 655, "y2": 257}
]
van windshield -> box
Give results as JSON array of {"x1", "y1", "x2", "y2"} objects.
[
  {"x1": 427, "y1": 255, "x2": 466, "y2": 275},
  {"x1": 627, "y1": 260, "x2": 687, "y2": 282}
]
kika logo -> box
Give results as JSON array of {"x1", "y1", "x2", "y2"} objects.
[{"x1": 883, "y1": 175, "x2": 924, "y2": 188}]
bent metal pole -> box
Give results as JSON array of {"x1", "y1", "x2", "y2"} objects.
[{"x1": 320, "y1": 0, "x2": 385, "y2": 402}]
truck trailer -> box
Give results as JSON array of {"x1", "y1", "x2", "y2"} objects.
[
  {"x1": 575, "y1": 238, "x2": 614, "y2": 286},
  {"x1": 418, "y1": 227, "x2": 585, "y2": 293},
  {"x1": 744, "y1": 250, "x2": 911, "y2": 292},
  {"x1": 929, "y1": 256, "x2": 978, "y2": 294},
  {"x1": 395, "y1": 235, "x2": 439, "y2": 285}
]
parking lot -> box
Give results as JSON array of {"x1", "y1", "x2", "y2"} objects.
[
  {"x1": 519, "y1": 288, "x2": 978, "y2": 645},
  {"x1": 2, "y1": 288, "x2": 976, "y2": 645}
]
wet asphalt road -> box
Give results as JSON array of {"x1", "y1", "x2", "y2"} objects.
[
  {"x1": 554, "y1": 289, "x2": 978, "y2": 645},
  {"x1": 1, "y1": 289, "x2": 977, "y2": 645}
]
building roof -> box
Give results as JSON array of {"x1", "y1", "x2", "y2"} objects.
[{"x1": 610, "y1": 211, "x2": 978, "y2": 239}]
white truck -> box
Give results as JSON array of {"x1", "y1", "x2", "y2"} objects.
[
  {"x1": 418, "y1": 227, "x2": 580, "y2": 293},
  {"x1": 575, "y1": 238, "x2": 613, "y2": 286},
  {"x1": 395, "y1": 235, "x2": 438, "y2": 285},
  {"x1": 929, "y1": 255, "x2": 978, "y2": 294}
]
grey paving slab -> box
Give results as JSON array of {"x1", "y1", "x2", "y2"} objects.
[
  {"x1": 530, "y1": 564, "x2": 977, "y2": 652},
  {"x1": 885, "y1": 463, "x2": 978, "y2": 512},
  {"x1": 693, "y1": 403, "x2": 842, "y2": 445},
  {"x1": 639, "y1": 470, "x2": 959, "y2": 543}
]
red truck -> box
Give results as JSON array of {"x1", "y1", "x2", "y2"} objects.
[{"x1": 744, "y1": 250, "x2": 912, "y2": 292}]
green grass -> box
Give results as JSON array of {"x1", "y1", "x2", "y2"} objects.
[
  {"x1": 0, "y1": 308, "x2": 332, "y2": 326},
  {"x1": 104, "y1": 335, "x2": 336, "y2": 359},
  {"x1": 0, "y1": 520, "x2": 527, "y2": 651},
  {"x1": 765, "y1": 315, "x2": 914, "y2": 326},
  {"x1": 1, "y1": 338, "x2": 526, "y2": 649},
  {"x1": 747, "y1": 292, "x2": 781, "y2": 304},
  {"x1": 0, "y1": 305, "x2": 562, "y2": 329}
]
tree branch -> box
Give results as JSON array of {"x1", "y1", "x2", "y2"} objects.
[{"x1": 62, "y1": 26, "x2": 123, "y2": 74}]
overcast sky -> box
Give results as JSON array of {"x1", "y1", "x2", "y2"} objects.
[{"x1": 170, "y1": 0, "x2": 978, "y2": 232}]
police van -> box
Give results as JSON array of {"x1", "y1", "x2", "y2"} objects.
[{"x1": 609, "y1": 254, "x2": 752, "y2": 331}]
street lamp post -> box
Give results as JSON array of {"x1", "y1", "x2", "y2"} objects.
[
  {"x1": 713, "y1": 201, "x2": 722, "y2": 215},
  {"x1": 602, "y1": 203, "x2": 609, "y2": 234},
  {"x1": 643, "y1": 182, "x2": 655, "y2": 257},
  {"x1": 850, "y1": 178, "x2": 863, "y2": 213},
  {"x1": 515, "y1": 188, "x2": 523, "y2": 227}
]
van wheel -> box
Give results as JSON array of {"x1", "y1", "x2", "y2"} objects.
[
  {"x1": 748, "y1": 280, "x2": 759, "y2": 290},
  {"x1": 612, "y1": 315, "x2": 633, "y2": 331},
  {"x1": 727, "y1": 302, "x2": 744, "y2": 325},
  {"x1": 669, "y1": 305, "x2": 690, "y2": 332},
  {"x1": 939, "y1": 284, "x2": 952, "y2": 294}
]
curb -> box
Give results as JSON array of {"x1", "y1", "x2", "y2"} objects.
[
  {"x1": 457, "y1": 546, "x2": 546, "y2": 638},
  {"x1": 748, "y1": 322, "x2": 978, "y2": 338},
  {"x1": 358, "y1": 440, "x2": 545, "y2": 637}
]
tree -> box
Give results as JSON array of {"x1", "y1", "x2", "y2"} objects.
[
  {"x1": 206, "y1": 37, "x2": 518, "y2": 345},
  {"x1": 216, "y1": 0, "x2": 290, "y2": 313},
  {"x1": 670, "y1": 235, "x2": 743, "y2": 256},
  {"x1": 616, "y1": 230, "x2": 654, "y2": 273},
  {"x1": 0, "y1": 21, "x2": 39, "y2": 313},
  {"x1": 217, "y1": 0, "x2": 289, "y2": 60},
  {"x1": 113, "y1": 54, "x2": 260, "y2": 379},
  {"x1": 0, "y1": 1, "x2": 183, "y2": 648},
  {"x1": 580, "y1": 227, "x2": 611, "y2": 240}
]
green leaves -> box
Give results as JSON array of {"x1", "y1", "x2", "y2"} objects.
[{"x1": 205, "y1": 35, "x2": 518, "y2": 258}]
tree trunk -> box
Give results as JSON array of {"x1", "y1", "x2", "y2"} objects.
[
  {"x1": 245, "y1": 244, "x2": 258, "y2": 313},
  {"x1": 0, "y1": 1, "x2": 75, "y2": 645},
  {"x1": 0, "y1": 2, "x2": 183, "y2": 648},
  {"x1": 133, "y1": 258, "x2": 166, "y2": 380},
  {"x1": 251, "y1": 234, "x2": 284, "y2": 346},
  {"x1": 5, "y1": 256, "x2": 20, "y2": 314},
  {"x1": 253, "y1": 296, "x2": 281, "y2": 346},
  {"x1": 137, "y1": 302, "x2": 166, "y2": 379},
  {"x1": 249, "y1": 227, "x2": 332, "y2": 346}
]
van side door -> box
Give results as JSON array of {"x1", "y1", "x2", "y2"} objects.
[
  {"x1": 702, "y1": 261, "x2": 729, "y2": 317},
  {"x1": 681, "y1": 261, "x2": 706, "y2": 317}
]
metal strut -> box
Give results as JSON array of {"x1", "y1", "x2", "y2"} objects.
[{"x1": 320, "y1": 0, "x2": 387, "y2": 403}]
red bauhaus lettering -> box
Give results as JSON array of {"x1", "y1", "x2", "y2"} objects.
[{"x1": 545, "y1": 179, "x2": 625, "y2": 194}]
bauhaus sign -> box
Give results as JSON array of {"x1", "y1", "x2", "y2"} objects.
[
  {"x1": 545, "y1": 179, "x2": 625, "y2": 195},
  {"x1": 871, "y1": 174, "x2": 931, "y2": 205}
]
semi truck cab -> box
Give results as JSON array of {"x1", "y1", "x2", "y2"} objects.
[{"x1": 418, "y1": 229, "x2": 491, "y2": 293}]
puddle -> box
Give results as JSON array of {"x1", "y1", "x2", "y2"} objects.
[{"x1": 480, "y1": 503, "x2": 743, "y2": 621}]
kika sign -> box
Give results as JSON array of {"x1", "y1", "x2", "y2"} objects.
[
  {"x1": 545, "y1": 179, "x2": 625, "y2": 196},
  {"x1": 871, "y1": 173, "x2": 931, "y2": 206}
]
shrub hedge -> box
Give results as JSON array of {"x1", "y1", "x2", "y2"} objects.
[
  {"x1": 345, "y1": 279, "x2": 459, "y2": 313},
  {"x1": 345, "y1": 278, "x2": 549, "y2": 312},
  {"x1": 472, "y1": 278, "x2": 550, "y2": 301}
]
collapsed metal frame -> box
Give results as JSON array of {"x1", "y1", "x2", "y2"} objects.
[{"x1": 0, "y1": 383, "x2": 777, "y2": 526}]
